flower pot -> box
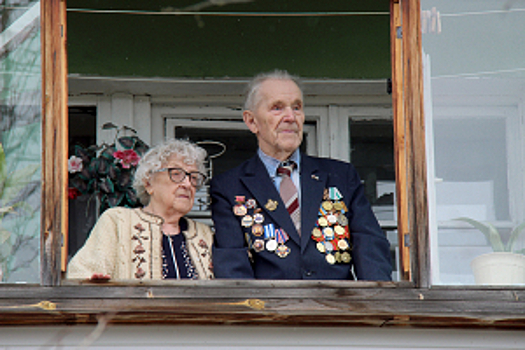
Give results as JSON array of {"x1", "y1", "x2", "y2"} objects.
[{"x1": 471, "y1": 252, "x2": 525, "y2": 285}]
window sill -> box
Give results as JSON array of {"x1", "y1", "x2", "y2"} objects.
[{"x1": 1, "y1": 280, "x2": 525, "y2": 328}]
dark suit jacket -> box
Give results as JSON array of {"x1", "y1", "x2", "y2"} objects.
[{"x1": 211, "y1": 153, "x2": 392, "y2": 280}]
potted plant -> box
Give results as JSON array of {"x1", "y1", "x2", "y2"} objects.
[{"x1": 457, "y1": 217, "x2": 525, "y2": 285}]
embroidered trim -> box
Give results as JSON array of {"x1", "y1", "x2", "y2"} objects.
[{"x1": 132, "y1": 223, "x2": 149, "y2": 279}]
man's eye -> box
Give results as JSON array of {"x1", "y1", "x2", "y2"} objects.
[{"x1": 271, "y1": 105, "x2": 282, "y2": 111}]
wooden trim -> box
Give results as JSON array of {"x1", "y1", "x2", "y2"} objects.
[
  {"x1": 41, "y1": 0, "x2": 68, "y2": 286},
  {"x1": 390, "y1": 0, "x2": 411, "y2": 281},
  {"x1": 2, "y1": 282, "x2": 525, "y2": 328},
  {"x1": 401, "y1": 0, "x2": 430, "y2": 287}
]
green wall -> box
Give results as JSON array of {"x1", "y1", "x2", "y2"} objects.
[{"x1": 67, "y1": 1, "x2": 391, "y2": 79}]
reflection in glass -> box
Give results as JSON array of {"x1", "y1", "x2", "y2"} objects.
[
  {"x1": 0, "y1": 1, "x2": 41, "y2": 283},
  {"x1": 423, "y1": 0, "x2": 525, "y2": 285}
]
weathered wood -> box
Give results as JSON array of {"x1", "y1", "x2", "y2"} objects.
[
  {"x1": 41, "y1": 0, "x2": 68, "y2": 285},
  {"x1": 390, "y1": 0, "x2": 411, "y2": 281},
  {"x1": 1, "y1": 282, "x2": 525, "y2": 328},
  {"x1": 401, "y1": 0, "x2": 430, "y2": 288}
]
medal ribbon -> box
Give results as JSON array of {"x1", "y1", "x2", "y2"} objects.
[
  {"x1": 275, "y1": 229, "x2": 289, "y2": 244},
  {"x1": 264, "y1": 223, "x2": 275, "y2": 240}
]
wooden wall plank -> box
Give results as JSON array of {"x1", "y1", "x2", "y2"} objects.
[
  {"x1": 401, "y1": 0, "x2": 430, "y2": 287},
  {"x1": 41, "y1": 0, "x2": 68, "y2": 285}
]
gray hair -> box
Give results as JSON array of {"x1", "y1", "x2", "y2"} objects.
[
  {"x1": 244, "y1": 69, "x2": 303, "y2": 111},
  {"x1": 133, "y1": 138, "x2": 207, "y2": 205}
]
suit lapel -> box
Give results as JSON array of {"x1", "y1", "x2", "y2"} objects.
[
  {"x1": 240, "y1": 156, "x2": 301, "y2": 246},
  {"x1": 300, "y1": 155, "x2": 327, "y2": 253}
]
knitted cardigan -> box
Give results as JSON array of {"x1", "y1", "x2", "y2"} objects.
[{"x1": 67, "y1": 207, "x2": 214, "y2": 280}]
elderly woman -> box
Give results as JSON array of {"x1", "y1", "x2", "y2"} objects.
[{"x1": 67, "y1": 139, "x2": 214, "y2": 281}]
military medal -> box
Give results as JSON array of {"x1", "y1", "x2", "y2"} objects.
[
  {"x1": 241, "y1": 215, "x2": 253, "y2": 227},
  {"x1": 253, "y1": 239, "x2": 265, "y2": 253},
  {"x1": 253, "y1": 212, "x2": 264, "y2": 224},
  {"x1": 252, "y1": 224, "x2": 263, "y2": 236},
  {"x1": 265, "y1": 199, "x2": 278, "y2": 211},
  {"x1": 246, "y1": 198, "x2": 257, "y2": 209},
  {"x1": 311, "y1": 187, "x2": 352, "y2": 265},
  {"x1": 234, "y1": 204, "x2": 247, "y2": 216},
  {"x1": 275, "y1": 228, "x2": 290, "y2": 258}
]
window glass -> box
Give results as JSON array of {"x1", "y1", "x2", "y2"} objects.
[
  {"x1": 0, "y1": 1, "x2": 41, "y2": 283},
  {"x1": 423, "y1": 0, "x2": 525, "y2": 285}
]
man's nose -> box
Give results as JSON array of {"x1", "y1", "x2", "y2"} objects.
[{"x1": 282, "y1": 106, "x2": 296, "y2": 120}]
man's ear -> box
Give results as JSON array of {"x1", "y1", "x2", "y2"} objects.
[{"x1": 243, "y1": 110, "x2": 258, "y2": 134}]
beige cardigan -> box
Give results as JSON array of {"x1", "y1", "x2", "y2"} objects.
[{"x1": 67, "y1": 207, "x2": 214, "y2": 280}]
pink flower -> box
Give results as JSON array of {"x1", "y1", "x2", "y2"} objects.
[
  {"x1": 113, "y1": 149, "x2": 140, "y2": 169},
  {"x1": 68, "y1": 156, "x2": 83, "y2": 173}
]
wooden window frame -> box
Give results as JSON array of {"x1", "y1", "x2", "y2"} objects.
[{"x1": 2, "y1": 0, "x2": 525, "y2": 329}]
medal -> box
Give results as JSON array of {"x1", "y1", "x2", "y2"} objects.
[
  {"x1": 338, "y1": 239, "x2": 349, "y2": 250},
  {"x1": 323, "y1": 227, "x2": 334, "y2": 240},
  {"x1": 253, "y1": 213, "x2": 264, "y2": 224},
  {"x1": 252, "y1": 224, "x2": 263, "y2": 236},
  {"x1": 326, "y1": 253, "x2": 336, "y2": 265},
  {"x1": 329, "y1": 187, "x2": 343, "y2": 201},
  {"x1": 276, "y1": 244, "x2": 290, "y2": 258},
  {"x1": 266, "y1": 239, "x2": 278, "y2": 251},
  {"x1": 241, "y1": 215, "x2": 253, "y2": 227},
  {"x1": 265, "y1": 199, "x2": 278, "y2": 211},
  {"x1": 246, "y1": 198, "x2": 256, "y2": 209},
  {"x1": 327, "y1": 214, "x2": 337, "y2": 224},
  {"x1": 341, "y1": 252, "x2": 352, "y2": 263},
  {"x1": 253, "y1": 239, "x2": 265, "y2": 253},
  {"x1": 234, "y1": 204, "x2": 247, "y2": 216},
  {"x1": 322, "y1": 201, "x2": 333, "y2": 211},
  {"x1": 316, "y1": 242, "x2": 326, "y2": 253},
  {"x1": 318, "y1": 217, "x2": 328, "y2": 227},
  {"x1": 334, "y1": 225, "x2": 345, "y2": 236},
  {"x1": 333, "y1": 201, "x2": 344, "y2": 211},
  {"x1": 338, "y1": 215, "x2": 348, "y2": 226}
]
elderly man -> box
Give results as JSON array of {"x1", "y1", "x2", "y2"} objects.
[{"x1": 211, "y1": 70, "x2": 392, "y2": 280}]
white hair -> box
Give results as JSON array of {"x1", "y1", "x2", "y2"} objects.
[
  {"x1": 133, "y1": 138, "x2": 207, "y2": 205},
  {"x1": 244, "y1": 69, "x2": 303, "y2": 111}
]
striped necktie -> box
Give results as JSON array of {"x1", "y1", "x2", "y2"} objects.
[{"x1": 277, "y1": 161, "x2": 301, "y2": 235}]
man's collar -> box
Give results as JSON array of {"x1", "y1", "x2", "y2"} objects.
[{"x1": 257, "y1": 148, "x2": 301, "y2": 178}]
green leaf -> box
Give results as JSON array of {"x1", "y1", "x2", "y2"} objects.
[
  {"x1": 102, "y1": 122, "x2": 118, "y2": 130},
  {"x1": 507, "y1": 221, "x2": 525, "y2": 252},
  {"x1": 117, "y1": 136, "x2": 135, "y2": 150},
  {"x1": 107, "y1": 192, "x2": 124, "y2": 207},
  {"x1": 99, "y1": 178, "x2": 114, "y2": 194},
  {"x1": 455, "y1": 217, "x2": 505, "y2": 252}
]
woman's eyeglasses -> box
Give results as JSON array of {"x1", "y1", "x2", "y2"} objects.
[{"x1": 155, "y1": 167, "x2": 207, "y2": 188}]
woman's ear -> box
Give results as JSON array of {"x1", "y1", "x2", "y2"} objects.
[{"x1": 243, "y1": 110, "x2": 258, "y2": 135}]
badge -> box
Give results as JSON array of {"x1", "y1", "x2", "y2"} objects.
[
  {"x1": 333, "y1": 201, "x2": 344, "y2": 211},
  {"x1": 323, "y1": 227, "x2": 334, "y2": 240},
  {"x1": 241, "y1": 215, "x2": 253, "y2": 227},
  {"x1": 276, "y1": 244, "x2": 290, "y2": 258},
  {"x1": 253, "y1": 213, "x2": 264, "y2": 224},
  {"x1": 337, "y1": 215, "x2": 348, "y2": 226},
  {"x1": 326, "y1": 253, "x2": 336, "y2": 265},
  {"x1": 327, "y1": 214, "x2": 337, "y2": 225},
  {"x1": 341, "y1": 252, "x2": 352, "y2": 263},
  {"x1": 318, "y1": 217, "x2": 328, "y2": 227},
  {"x1": 324, "y1": 241, "x2": 334, "y2": 252},
  {"x1": 235, "y1": 196, "x2": 246, "y2": 203},
  {"x1": 312, "y1": 227, "x2": 322, "y2": 238},
  {"x1": 265, "y1": 199, "x2": 278, "y2": 211},
  {"x1": 234, "y1": 204, "x2": 247, "y2": 216},
  {"x1": 253, "y1": 239, "x2": 265, "y2": 253},
  {"x1": 337, "y1": 239, "x2": 349, "y2": 250},
  {"x1": 334, "y1": 225, "x2": 345, "y2": 236},
  {"x1": 316, "y1": 241, "x2": 326, "y2": 253},
  {"x1": 252, "y1": 224, "x2": 264, "y2": 236},
  {"x1": 266, "y1": 239, "x2": 278, "y2": 252},
  {"x1": 246, "y1": 198, "x2": 257, "y2": 209},
  {"x1": 322, "y1": 201, "x2": 333, "y2": 211},
  {"x1": 335, "y1": 251, "x2": 342, "y2": 263}
]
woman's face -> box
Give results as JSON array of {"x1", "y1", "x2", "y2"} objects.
[{"x1": 145, "y1": 155, "x2": 197, "y2": 217}]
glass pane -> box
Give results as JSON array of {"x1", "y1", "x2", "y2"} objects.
[
  {"x1": 423, "y1": 1, "x2": 525, "y2": 285},
  {"x1": 0, "y1": 1, "x2": 41, "y2": 283}
]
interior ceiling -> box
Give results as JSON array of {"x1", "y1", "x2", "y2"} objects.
[{"x1": 66, "y1": 0, "x2": 391, "y2": 81}]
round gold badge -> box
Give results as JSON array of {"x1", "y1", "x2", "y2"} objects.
[
  {"x1": 334, "y1": 225, "x2": 345, "y2": 236},
  {"x1": 322, "y1": 201, "x2": 333, "y2": 211},
  {"x1": 326, "y1": 254, "x2": 336, "y2": 265},
  {"x1": 333, "y1": 201, "x2": 344, "y2": 211},
  {"x1": 318, "y1": 217, "x2": 328, "y2": 227},
  {"x1": 341, "y1": 252, "x2": 352, "y2": 263},
  {"x1": 316, "y1": 242, "x2": 326, "y2": 253},
  {"x1": 312, "y1": 227, "x2": 323, "y2": 238},
  {"x1": 337, "y1": 239, "x2": 349, "y2": 250}
]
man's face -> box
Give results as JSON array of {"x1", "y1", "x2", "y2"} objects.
[{"x1": 243, "y1": 79, "x2": 305, "y2": 161}]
